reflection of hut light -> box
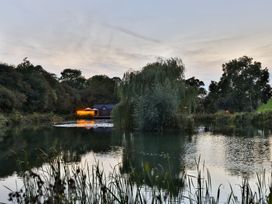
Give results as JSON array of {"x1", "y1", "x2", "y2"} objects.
[
  {"x1": 77, "y1": 120, "x2": 95, "y2": 125},
  {"x1": 76, "y1": 108, "x2": 98, "y2": 117},
  {"x1": 76, "y1": 119, "x2": 95, "y2": 129}
]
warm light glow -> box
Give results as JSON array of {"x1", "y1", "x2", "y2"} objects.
[
  {"x1": 76, "y1": 120, "x2": 95, "y2": 125},
  {"x1": 76, "y1": 119, "x2": 96, "y2": 129},
  {"x1": 76, "y1": 108, "x2": 98, "y2": 117}
]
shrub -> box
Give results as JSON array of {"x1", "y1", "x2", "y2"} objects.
[{"x1": 0, "y1": 113, "x2": 8, "y2": 127}]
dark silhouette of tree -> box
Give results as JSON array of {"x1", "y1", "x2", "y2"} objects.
[
  {"x1": 0, "y1": 59, "x2": 119, "y2": 114},
  {"x1": 112, "y1": 58, "x2": 194, "y2": 131},
  {"x1": 185, "y1": 77, "x2": 206, "y2": 97},
  {"x1": 205, "y1": 56, "x2": 272, "y2": 112},
  {"x1": 60, "y1": 68, "x2": 86, "y2": 89},
  {"x1": 0, "y1": 56, "x2": 270, "y2": 115},
  {"x1": 184, "y1": 77, "x2": 206, "y2": 113},
  {"x1": 81, "y1": 75, "x2": 119, "y2": 106}
]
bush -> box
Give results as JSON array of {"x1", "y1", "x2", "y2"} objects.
[
  {"x1": 0, "y1": 113, "x2": 8, "y2": 128},
  {"x1": 252, "y1": 112, "x2": 272, "y2": 128},
  {"x1": 214, "y1": 111, "x2": 234, "y2": 126},
  {"x1": 233, "y1": 112, "x2": 254, "y2": 127},
  {"x1": 193, "y1": 111, "x2": 272, "y2": 132}
]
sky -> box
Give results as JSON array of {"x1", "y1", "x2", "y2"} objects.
[{"x1": 1, "y1": 0, "x2": 272, "y2": 86}]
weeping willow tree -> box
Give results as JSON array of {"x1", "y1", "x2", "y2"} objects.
[{"x1": 112, "y1": 58, "x2": 198, "y2": 131}]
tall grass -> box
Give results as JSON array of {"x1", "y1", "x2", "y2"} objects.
[
  {"x1": 7, "y1": 155, "x2": 181, "y2": 203},
  {"x1": 6, "y1": 155, "x2": 272, "y2": 203}
]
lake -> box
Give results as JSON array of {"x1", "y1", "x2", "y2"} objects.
[{"x1": 0, "y1": 120, "x2": 272, "y2": 203}]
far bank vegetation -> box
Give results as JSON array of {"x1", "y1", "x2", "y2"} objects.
[{"x1": 0, "y1": 56, "x2": 272, "y2": 130}]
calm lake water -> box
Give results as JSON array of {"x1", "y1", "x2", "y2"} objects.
[{"x1": 0, "y1": 120, "x2": 272, "y2": 203}]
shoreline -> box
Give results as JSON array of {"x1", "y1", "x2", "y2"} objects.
[
  {"x1": 1, "y1": 110, "x2": 272, "y2": 131},
  {"x1": 192, "y1": 111, "x2": 272, "y2": 129},
  {"x1": 0, "y1": 112, "x2": 66, "y2": 128}
]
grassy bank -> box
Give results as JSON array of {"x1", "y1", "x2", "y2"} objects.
[
  {"x1": 0, "y1": 112, "x2": 65, "y2": 127},
  {"x1": 257, "y1": 99, "x2": 272, "y2": 113},
  {"x1": 193, "y1": 111, "x2": 272, "y2": 130}
]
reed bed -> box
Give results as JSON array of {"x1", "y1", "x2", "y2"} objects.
[{"x1": 6, "y1": 156, "x2": 272, "y2": 204}]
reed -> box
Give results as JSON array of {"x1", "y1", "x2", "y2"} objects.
[{"x1": 6, "y1": 155, "x2": 272, "y2": 204}]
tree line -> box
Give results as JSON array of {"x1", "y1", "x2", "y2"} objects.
[
  {"x1": 112, "y1": 56, "x2": 272, "y2": 130},
  {"x1": 0, "y1": 56, "x2": 271, "y2": 124},
  {"x1": 0, "y1": 58, "x2": 119, "y2": 114}
]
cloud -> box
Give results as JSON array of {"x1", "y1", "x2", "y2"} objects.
[
  {"x1": 102, "y1": 22, "x2": 161, "y2": 44},
  {"x1": 1, "y1": 0, "x2": 272, "y2": 87}
]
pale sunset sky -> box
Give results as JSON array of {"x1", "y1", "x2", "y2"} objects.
[{"x1": 1, "y1": 0, "x2": 272, "y2": 85}]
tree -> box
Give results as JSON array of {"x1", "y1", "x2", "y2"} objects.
[
  {"x1": 16, "y1": 60, "x2": 59, "y2": 112},
  {"x1": 60, "y1": 69, "x2": 86, "y2": 89},
  {"x1": 112, "y1": 58, "x2": 194, "y2": 131},
  {"x1": 184, "y1": 77, "x2": 206, "y2": 113},
  {"x1": 81, "y1": 75, "x2": 118, "y2": 106},
  {"x1": 204, "y1": 81, "x2": 218, "y2": 113},
  {"x1": 185, "y1": 77, "x2": 206, "y2": 97},
  {"x1": 134, "y1": 83, "x2": 179, "y2": 131},
  {"x1": 0, "y1": 86, "x2": 25, "y2": 113},
  {"x1": 205, "y1": 56, "x2": 272, "y2": 112}
]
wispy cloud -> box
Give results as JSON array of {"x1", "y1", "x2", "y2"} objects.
[
  {"x1": 1, "y1": 0, "x2": 272, "y2": 85},
  {"x1": 102, "y1": 22, "x2": 161, "y2": 44}
]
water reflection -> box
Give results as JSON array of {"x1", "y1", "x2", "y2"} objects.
[
  {"x1": 0, "y1": 123, "x2": 272, "y2": 200},
  {"x1": 224, "y1": 135, "x2": 272, "y2": 177},
  {"x1": 54, "y1": 119, "x2": 113, "y2": 128},
  {"x1": 0, "y1": 125, "x2": 121, "y2": 178},
  {"x1": 120, "y1": 132, "x2": 189, "y2": 195},
  {"x1": 77, "y1": 119, "x2": 95, "y2": 129},
  {"x1": 208, "y1": 124, "x2": 272, "y2": 137}
]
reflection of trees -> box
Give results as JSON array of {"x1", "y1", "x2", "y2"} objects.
[
  {"x1": 0, "y1": 126, "x2": 122, "y2": 178},
  {"x1": 0, "y1": 126, "x2": 191, "y2": 196},
  {"x1": 3, "y1": 123, "x2": 271, "y2": 196},
  {"x1": 120, "y1": 131, "x2": 189, "y2": 195}
]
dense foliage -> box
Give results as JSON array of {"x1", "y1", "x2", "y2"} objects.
[
  {"x1": 0, "y1": 55, "x2": 271, "y2": 128},
  {"x1": 112, "y1": 58, "x2": 202, "y2": 131},
  {"x1": 0, "y1": 59, "x2": 119, "y2": 114},
  {"x1": 205, "y1": 56, "x2": 272, "y2": 113},
  {"x1": 184, "y1": 77, "x2": 207, "y2": 114}
]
